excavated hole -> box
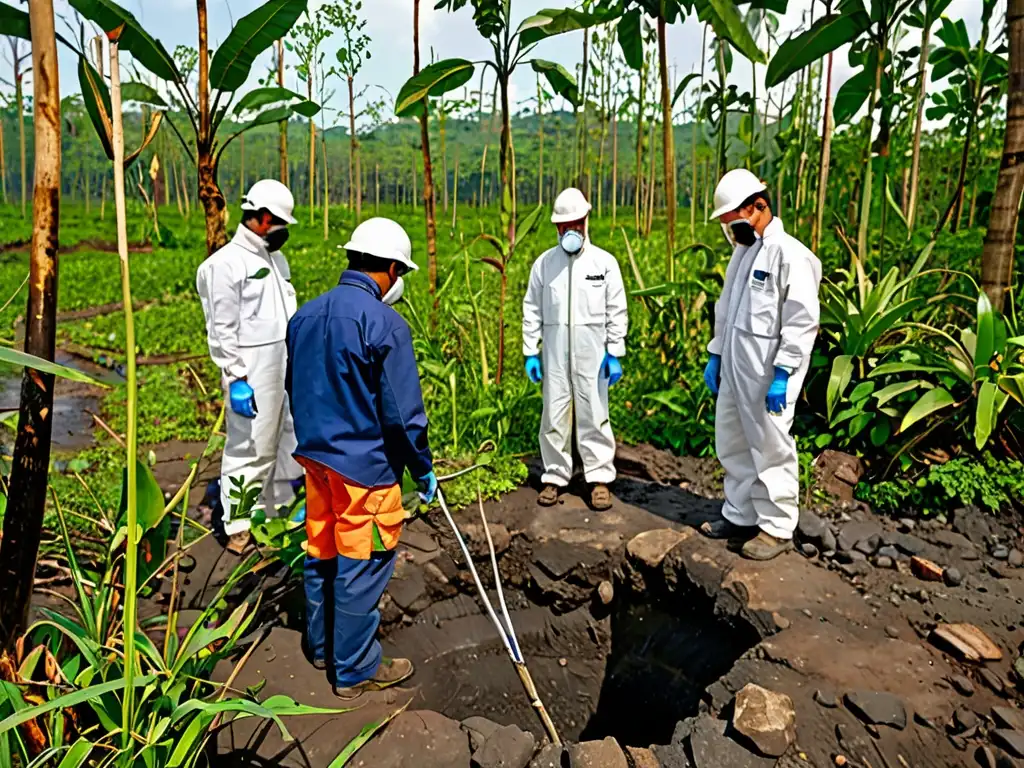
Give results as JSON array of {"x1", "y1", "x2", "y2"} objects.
[{"x1": 381, "y1": 544, "x2": 760, "y2": 748}]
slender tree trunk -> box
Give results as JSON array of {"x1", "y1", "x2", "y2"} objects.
[
  {"x1": 239, "y1": 132, "x2": 246, "y2": 198},
  {"x1": 479, "y1": 143, "x2": 488, "y2": 209},
  {"x1": 16, "y1": 70, "x2": 27, "y2": 218},
  {"x1": 658, "y1": 16, "x2": 676, "y2": 278},
  {"x1": 611, "y1": 103, "x2": 618, "y2": 227},
  {"x1": 375, "y1": 162, "x2": 380, "y2": 214},
  {"x1": 635, "y1": 66, "x2": 645, "y2": 234},
  {"x1": 857, "y1": 44, "x2": 885, "y2": 262},
  {"x1": 0, "y1": 0, "x2": 61, "y2": 646},
  {"x1": 580, "y1": 29, "x2": 590, "y2": 194},
  {"x1": 906, "y1": 21, "x2": 931, "y2": 234},
  {"x1": 322, "y1": 127, "x2": 329, "y2": 240},
  {"x1": 414, "y1": 0, "x2": 437, "y2": 305},
  {"x1": 172, "y1": 155, "x2": 184, "y2": 217},
  {"x1": 197, "y1": 0, "x2": 227, "y2": 254},
  {"x1": 968, "y1": 178, "x2": 978, "y2": 228},
  {"x1": 0, "y1": 111, "x2": 7, "y2": 204},
  {"x1": 981, "y1": 0, "x2": 1024, "y2": 309},
  {"x1": 441, "y1": 112, "x2": 449, "y2": 213},
  {"x1": 308, "y1": 72, "x2": 315, "y2": 226},
  {"x1": 537, "y1": 74, "x2": 544, "y2": 206},
  {"x1": 278, "y1": 39, "x2": 288, "y2": 184},
  {"x1": 347, "y1": 76, "x2": 360, "y2": 219},
  {"x1": 645, "y1": 117, "x2": 656, "y2": 236},
  {"x1": 452, "y1": 150, "x2": 460, "y2": 227}
]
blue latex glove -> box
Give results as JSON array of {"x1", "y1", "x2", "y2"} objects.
[
  {"x1": 525, "y1": 355, "x2": 543, "y2": 384},
  {"x1": 703, "y1": 354, "x2": 721, "y2": 396},
  {"x1": 418, "y1": 471, "x2": 438, "y2": 504},
  {"x1": 766, "y1": 367, "x2": 791, "y2": 415},
  {"x1": 290, "y1": 501, "x2": 306, "y2": 523},
  {"x1": 229, "y1": 379, "x2": 257, "y2": 419},
  {"x1": 602, "y1": 353, "x2": 623, "y2": 387}
]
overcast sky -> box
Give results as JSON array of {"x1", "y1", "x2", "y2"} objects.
[{"x1": 29, "y1": 0, "x2": 996, "y2": 127}]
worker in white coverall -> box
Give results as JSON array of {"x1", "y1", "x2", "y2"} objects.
[
  {"x1": 522, "y1": 188, "x2": 628, "y2": 511},
  {"x1": 699, "y1": 169, "x2": 822, "y2": 561},
  {"x1": 196, "y1": 179, "x2": 304, "y2": 553}
]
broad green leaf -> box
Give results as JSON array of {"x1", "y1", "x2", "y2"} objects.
[
  {"x1": 396, "y1": 59, "x2": 475, "y2": 117},
  {"x1": 885, "y1": 176, "x2": 909, "y2": 229},
  {"x1": 210, "y1": 0, "x2": 307, "y2": 93},
  {"x1": 697, "y1": 0, "x2": 766, "y2": 64},
  {"x1": 0, "y1": 675, "x2": 157, "y2": 735},
  {"x1": 869, "y1": 361, "x2": 948, "y2": 377},
  {"x1": 55, "y1": 738, "x2": 93, "y2": 768},
  {"x1": 0, "y1": 346, "x2": 109, "y2": 387},
  {"x1": 0, "y1": 2, "x2": 30, "y2": 39},
  {"x1": 974, "y1": 291, "x2": 996, "y2": 372},
  {"x1": 68, "y1": 0, "x2": 178, "y2": 82},
  {"x1": 833, "y1": 64, "x2": 872, "y2": 124},
  {"x1": 765, "y1": 9, "x2": 870, "y2": 87},
  {"x1": 826, "y1": 355, "x2": 854, "y2": 421},
  {"x1": 519, "y1": 7, "x2": 620, "y2": 47},
  {"x1": 849, "y1": 381, "x2": 876, "y2": 403},
  {"x1": 122, "y1": 82, "x2": 167, "y2": 107},
  {"x1": 327, "y1": 700, "x2": 410, "y2": 768},
  {"x1": 257, "y1": 694, "x2": 353, "y2": 716},
  {"x1": 169, "y1": 699, "x2": 292, "y2": 742},
  {"x1": 167, "y1": 712, "x2": 212, "y2": 767},
  {"x1": 848, "y1": 412, "x2": 873, "y2": 439},
  {"x1": 869, "y1": 419, "x2": 891, "y2": 447},
  {"x1": 899, "y1": 387, "x2": 955, "y2": 433},
  {"x1": 516, "y1": 205, "x2": 545, "y2": 241},
  {"x1": 998, "y1": 373, "x2": 1024, "y2": 406},
  {"x1": 617, "y1": 9, "x2": 644, "y2": 71},
  {"x1": 672, "y1": 73, "x2": 701, "y2": 107},
  {"x1": 974, "y1": 380, "x2": 1008, "y2": 450},
  {"x1": 78, "y1": 56, "x2": 114, "y2": 162},
  {"x1": 873, "y1": 380, "x2": 923, "y2": 407},
  {"x1": 531, "y1": 59, "x2": 579, "y2": 107}
]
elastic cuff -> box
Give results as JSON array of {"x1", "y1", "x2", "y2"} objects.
[
  {"x1": 708, "y1": 338, "x2": 723, "y2": 356},
  {"x1": 606, "y1": 341, "x2": 626, "y2": 358},
  {"x1": 773, "y1": 353, "x2": 802, "y2": 371}
]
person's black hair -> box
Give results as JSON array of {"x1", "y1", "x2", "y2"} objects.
[
  {"x1": 739, "y1": 190, "x2": 772, "y2": 211},
  {"x1": 241, "y1": 207, "x2": 288, "y2": 226},
  {"x1": 347, "y1": 250, "x2": 400, "y2": 274}
]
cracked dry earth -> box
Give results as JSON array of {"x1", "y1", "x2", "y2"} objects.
[{"x1": 167, "y1": 446, "x2": 1024, "y2": 768}]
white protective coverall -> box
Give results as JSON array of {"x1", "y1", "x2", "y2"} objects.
[
  {"x1": 522, "y1": 237, "x2": 628, "y2": 487},
  {"x1": 709, "y1": 217, "x2": 821, "y2": 539},
  {"x1": 196, "y1": 224, "x2": 303, "y2": 535}
]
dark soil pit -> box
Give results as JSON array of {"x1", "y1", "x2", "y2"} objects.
[{"x1": 382, "y1": 536, "x2": 760, "y2": 749}]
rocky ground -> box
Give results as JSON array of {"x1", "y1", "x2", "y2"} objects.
[{"x1": 156, "y1": 446, "x2": 1024, "y2": 767}]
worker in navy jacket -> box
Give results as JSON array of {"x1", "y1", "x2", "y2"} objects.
[{"x1": 286, "y1": 217, "x2": 435, "y2": 700}]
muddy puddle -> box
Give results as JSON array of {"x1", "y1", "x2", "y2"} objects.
[{"x1": 0, "y1": 351, "x2": 120, "y2": 452}]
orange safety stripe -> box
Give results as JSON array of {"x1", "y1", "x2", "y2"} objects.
[{"x1": 298, "y1": 457, "x2": 405, "y2": 561}]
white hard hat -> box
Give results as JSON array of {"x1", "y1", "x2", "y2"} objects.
[
  {"x1": 241, "y1": 179, "x2": 297, "y2": 224},
  {"x1": 340, "y1": 217, "x2": 417, "y2": 272},
  {"x1": 551, "y1": 187, "x2": 592, "y2": 224},
  {"x1": 710, "y1": 169, "x2": 767, "y2": 219}
]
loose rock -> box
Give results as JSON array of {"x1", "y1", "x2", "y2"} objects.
[
  {"x1": 529, "y1": 745, "x2": 565, "y2": 768},
  {"x1": 874, "y1": 556, "x2": 894, "y2": 569},
  {"x1": 596, "y1": 580, "x2": 614, "y2": 605},
  {"x1": 992, "y1": 707, "x2": 1024, "y2": 732},
  {"x1": 911, "y1": 556, "x2": 945, "y2": 582},
  {"x1": 991, "y1": 545, "x2": 1010, "y2": 561},
  {"x1": 814, "y1": 689, "x2": 840, "y2": 708},
  {"x1": 626, "y1": 529, "x2": 690, "y2": 569},
  {"x1": 800, "y1": 542, "x2": 819, "y2": 558},
  {"x1": 979, "y1": 668, "x2": 1006, "y2": 695},
  {"x1": 567, "y1": 738, "x2": 628, "y2": 768},
  {"x1": 884, "y1": 625, "x2": 900, "y2": 639},
  {"x1": 1008, "y1": 549, "x2": 1023, "y2": 568},
  {"x1": 462, "y1": 522, "x2": 512, "y2": 558},
  {"x1": 356, "y1": 710, "x2": 472, "y2": 768},
  {"x1": 944, "y1": 567, "x2": 964, "y2": 587},
  {"x1": 732, "y1": 684, "x2": 797, "y2": 758},
  {"x1": 953, "y1": 707, "x2": 981, "y2": 733},
  {"x1": 930, "y1": 623, "x2": 1004, "y2": 662},
  {"x1": 991, "y1": 730, "x2": 1024, "y2": 759},
  {"x1": 462, "y1": 716, "x2": 502, "y2": 753},
  {"x1": 623, "y1": 747, "x2": 660, "y2": 768},
  {"x1": 844, "y1": 691, "x2": 908, "y2": 730},
  {"x1": 949, "y1": 675, "x2": 975, "y2": 697},
  {"x1": 472, "y1": 724, "x2": 536, "y2": 768}
]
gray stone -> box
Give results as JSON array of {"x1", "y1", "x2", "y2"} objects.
[
  {"x1": 980, "y1": 668, "x2": 1006, "y2": 695},
  {"x1": 944, "y1": 567, "x2": 964, "y2": 587},
  {"x1": 992, "y1": 545, "x2": 1010, "y2": 561},
  {"x1": 884, "y1": 625, "x2": 900, "y2": 639},
  {"x1": 991, "y1": 730, "x2": 1024, "y2": 759},
  {"x1": 355, "y1": 710, "x2": 472, "y2": 768},
  {"x1": 1009, "y1": 549, "x2": 1024, "y2": 568},
  {"x1": 800, "y1": 542, "x2": 818, "y2": 558},
  {"x1": 838, "y1": 522, "x2": 882, "y2": 553},
  {"x1": 462, "y1": 716, "x2": 502, "y2": 753},
  {"x1": 388, "y1": 566, "x2": 431, "y2": 614},
  {"x1": 732, "y1": 684, "x2": 796, "y2": 758},
  {"x1": 952, "y1": 506, "x2": 991, "y2": 546},
  {"x1": 992, "y1": 707, "x2": 1024, "y2": 732},
  {"x1": 854, "y1": 534, "x2": 881, "y2": 556},
  {"x1": 462, "y1": 522, "x2": 512, "y2": 558},
  {"x1": 949, "y1": 675, "x2": 975, "y2": 696},
  {"x1": 821, "y1": 529, "x2": 838, "y2": 553},
  {"x1": 883, "y1": 532, "x2": 935, "y2": 557},
  {"x1": 650, "y1": 744, "x2": 692, "y2": 768},
  {"x1": 874, "y1": 556, "x2": 895, "y2": 569},
  {"x1": 472, "y1": 724, "x2": 536, "y2": 768},
  {"x1": 953, "y1": 707, "x2": 981, "y2": 733},
  {"x1": 844, "y1": 691, "x2": 908, "y2": 730},
  {"x1": 898, "y1": 517, "x2": 917, "y2": 531},
  {"x1": 840, "y1": 561, "x2": 872, "y2": 579},
  {"x1": 529, "y1": 744, "x2": 565, "y2": 768},
  {"x1": 877, "y1": 545, "x2": 901, "y2": 560},
  {"x1": 533, "y1": 540, "x2": 606, "y2": 580},
  {"x1": 688, "y1": 713, "x2": 775, "y2": 768},
  {"x1": 931, "y1": 529, "x2": 975, "y2": 550},
  {"x1": 567, "y1": 737, "x2": 628, "y2": 768},
  {"x1": 797, "y1": 509, "x2": 827, "y2": 540},
  {"x1": 976, "y1": 745, "x2": 999, "y2": 768},
  {"x1": 814, "y1": 689, "x2": 840, "y2": 708}
]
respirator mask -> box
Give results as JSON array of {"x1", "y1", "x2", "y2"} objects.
[
  {"x1": 560, "y1": 229, "x2": 584, "y2": 255},
  {"x1": 382, "y1": 276, "x2": 405, "y2": 305},
  {"x1": 728, "y1": 219, "x2": 758, "y2": 247},
  {"x1": 264, "y1": 224, "x2": 290, "y2": 252}
]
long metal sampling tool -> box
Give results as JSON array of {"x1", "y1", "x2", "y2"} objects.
[{"x1": 434, "y1": 480, "x2": 561, "y2": 746}]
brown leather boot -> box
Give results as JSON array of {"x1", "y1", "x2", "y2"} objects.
[
  {"x1": 590, "y1": 483, "x2": 613, "y2": 511},
  {"x1": 333, "y1": 657, "x2": 414, "y2": 700},
  {"x1": 537, "y1": 484, "x2": 560, "y2": 506}
]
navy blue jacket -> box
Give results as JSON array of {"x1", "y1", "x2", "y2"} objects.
[{"x1": 285, "y1": 270, "x2": 433, "y2": 488}]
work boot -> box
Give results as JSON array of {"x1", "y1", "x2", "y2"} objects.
[
  {"x1": 537, "y1": 484, "x2": 560, "y2": 507},
  {"x1": 699, "y1": 518, "x2": 758, "y2": 541},
  {"x1": 741, "y1": 531, "x2": 794, "y2": 561},
  {"x1": 225, "y1": 531, "x2": 253, "y2": 555},
  {"x1": 590, "y1": 483, "x2": 613, "y2": 511},
  {"x1": 333, "y1": 657, "x2": 414, "y2": 701}
]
